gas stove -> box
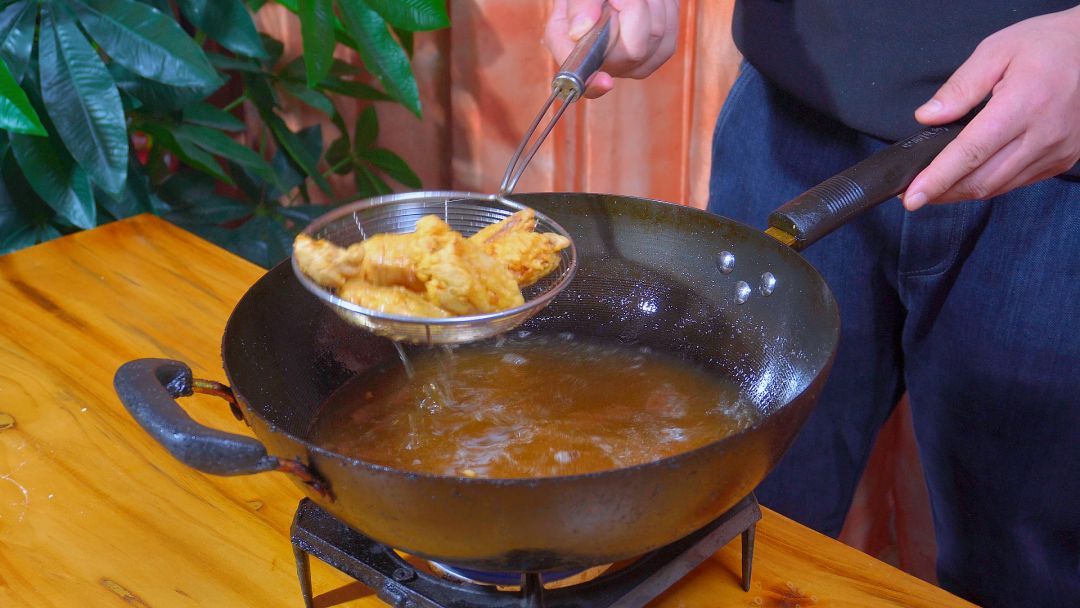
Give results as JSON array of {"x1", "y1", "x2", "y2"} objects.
[{"x1": 290, "y1": 495, "x2": 760, "y2": 608}]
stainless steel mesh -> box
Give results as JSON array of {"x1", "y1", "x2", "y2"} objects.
[{"x1": 292, "y1": 191, "x2": 578, "y2": 345}]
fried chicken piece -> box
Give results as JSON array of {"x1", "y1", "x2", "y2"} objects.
[
  {"x1": 339, "y1": 279, "x2": 450, "y2": 318},
  {"x1": 469, "y1": 210, "x2": 571, "y2": 287},
  {"x1": 470, "y1": 208, "x2": 536, "y2": 244},
  {"x1": 293, "y1": 212, "x2": 560, "y2": 318},
  {"x1": 355, "y1": 217, "x2": 456, "y2": 291},
  {"x1": 419, "y1": 237, "x2": 524, "y2": 315},
  {"x1": 293, "y1": 234, "x2": 365, "y2": 289}
]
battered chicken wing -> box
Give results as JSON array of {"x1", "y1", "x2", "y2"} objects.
[
  {"x1": 470, "y1": 210, "x2": 571, "y2": 287},
  {"x1": 293, "y1": 210, "x2": 565, "y2": 319},
  {"x1": 418, "y1": 237, "x2": 524, "y2": 315},
  {"x1": 293, "y1": 234, "x2": 365, "y2": 289},
  {"x1": 355, "y1": 217, "x2": 456, "y2": 291},
  {"x1": 339, "y1": 279, "x2": 450, "y2": 318}
]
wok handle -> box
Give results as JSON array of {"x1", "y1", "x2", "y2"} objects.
[
  {"x1": 767, "y1": 122, "x2": 963, "y2": 250},
  {"x1": 114, "y1": 359, "x2": 331, "y2": 499},
  {"x1": 552, "y1": 1, "x2": 619, "y2": 99}
]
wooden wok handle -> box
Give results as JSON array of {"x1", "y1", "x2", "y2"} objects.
[
  {"x1": 767, "y1": 122, "x2": 964, "y2": 250},
  {"x1": 114, "y1": 359, "x2": 332, "y2": 498}
]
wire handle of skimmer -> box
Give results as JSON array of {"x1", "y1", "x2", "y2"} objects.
[{"x1": 498, "y1": 2, "x2": 619, "y2": 195}]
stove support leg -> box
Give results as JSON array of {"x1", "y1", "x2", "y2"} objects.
[
  {"x1": 741, "y1": 523, "x2": 756, "y2": 592},
  {"x1": 521, "y1": 572, "x2": 545, "y2": 608},
  {"x1": 293, "y1": 545, "x2": 314, "y2": 608}
]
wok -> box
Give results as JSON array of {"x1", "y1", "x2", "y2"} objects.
[{"x1": 114, "y1": 123, "x2": 960, "y2": 572}]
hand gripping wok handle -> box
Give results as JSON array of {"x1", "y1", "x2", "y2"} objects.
[
  {"x1": 767, "y1": 122, "x2": 964, "y2": 250},
  {"x1": 114, "y1": 359, "x2": 331, "y2": 498},
  {"x1": 552, "y1": 1, "x2": 619, "y2": 99}
]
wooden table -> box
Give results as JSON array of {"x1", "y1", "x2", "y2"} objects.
[{"x1": 0, "y1": 216, "x2": 975, "y2": 607}]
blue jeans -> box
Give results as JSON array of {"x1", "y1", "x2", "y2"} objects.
[{"x1": 708, "y1": 64, "x2": 1080, "y2": 607}]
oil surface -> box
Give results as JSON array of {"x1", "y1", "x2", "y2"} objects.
[{"x1": 310, "y1": 333, "x2": 760, "y2": 478}]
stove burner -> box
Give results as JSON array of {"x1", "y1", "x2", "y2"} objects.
[
  {"x1": 428, "y1": 561, "x2": 602, "y2": 588},
  {"x1": 291, "y1": 495, "x2": 760, "y2": 608}
]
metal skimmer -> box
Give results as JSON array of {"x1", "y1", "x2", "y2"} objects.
[{"x1": 293, "y1": 4, "x2": 618, "y2": 345}]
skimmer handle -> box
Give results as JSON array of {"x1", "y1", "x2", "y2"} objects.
[
  {"x1": 499, "y1": 2, "x2": 619, "y2": 195},
  {"x1": 553, "y1": 2, "x2": 619, "y2": 100}
]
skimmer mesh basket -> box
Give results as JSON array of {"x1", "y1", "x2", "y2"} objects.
[{"x1": 291, "y1": 191, "x2": 578, "y2": 345}]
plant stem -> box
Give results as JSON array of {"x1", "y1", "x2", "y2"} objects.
[
  {"x1": 283, "y1": 156, "x2": 354, "y2": 206},
  {"x1": 322, "y1": 155, "x2": 353, "y2": 178},
  {"x1": 222, "y1": 94, "x2": 249, "y2": 113}
]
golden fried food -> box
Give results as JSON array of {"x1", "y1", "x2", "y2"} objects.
[
  {"x1": 293, "y1": 234, "x2": 365, "y2": 289},
  {"x1": 419, "y1": 236, "x2": 524, "y2": 315},
  {"x1": 354, "y1": 216, "x2": 456, "y2": 291},
  {"x1": 339, "y1": 280, "x2": 450, "y2": 317},
  {"x1": 294, "y1": 211, "x2": 568, "y2": 319},
  {"x1": 470, "y1": 210, "x2": 572, "y2": 287}
]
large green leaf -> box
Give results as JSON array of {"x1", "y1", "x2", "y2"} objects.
[
  {"x1": 134, "y1": 0, "x2": 171, "y2": 13},
  {"x1": 72, "y1": 0, "x2": 221, "y2": 88},
  {"x1": 110, "y1": 63, "x2": 218, "y2": 113},
  {"x1": 358, "y1": 147, "x2": 420, "y2": 188},
  {"x1": 182, "y1": 103, "x2": 245, "y2": 132},
  {"x1": 207, "y1": 52, "x2": 263, "y2": 74},
  {"x1": 0, "y1": 164, "x2": 37, "y2": 254},
  {"x1": 280, "y1": 56, "x2": 363, "y2": 81},
  {"x1": 276, "y1": 0, "x2": 349, "y2": 38},
  {"x1": 222, "y1": 215, "x2": 294, "y2": 268},
  {"x1": 166, "y1": 197, "x2": 253, "y2": 225},
  {"x1": 355, "y1": 164, "x2": 392, "y2": 196},
  {"x1": 362, "y1": 0, "x2": 448, "y2": 31},
  {"x1": 279, "y1": 204, "x2": 333, "y2": 226},
  {"x1": 394, "y1": 28, "x2": 414, "y2": 58},
  {"x1": 257, "y1": 109, "x2": 331, "y2": 194},
  {"x1": 174, "y1": 123, "x2": 280, "y2": 187},
  {"x1": 299, "y1": 0, "x2": 334, "y2": 87},
  {"x1": 269, "y1": 144, "x2": 306, "y2": 195},
  {"x1": 154, "y1": 170, "x2": 217, "y2": 208},
  {"x1": 98, "y1": 156, "x2": 156, "y2": 220},
  {"x1": 0, "y1": 58, "x2": 45, "y2": 135},
  {"x1": 280, "y1": 80, "x2": 336, "y2": 116},
  {"x1": 338, "y1": 0, "x2": 420, "y2": 116},
  {"x1": 142, "y1": 122, "x2": 232, "y2": 185},
  {"x1": 0, "y1": 1, "x2": 37, "y2": 82},
  {"x1": 11, "y1": 131, "x2": 96, "y2": 229},
  {"x1": 324, "y1": 135, "x2": 351, "y2": 173},
  {"x1": 178, "y1": 0, "x2": 267, "y2": 59},
  {"x1": 319, "y1": 76, "x2": 392, "y2": 101},
  {"x1": 353, "y1": 105, "x2": 378, "y2": 150},
  {"x1": 39, "y1": 4, "x2": 128, "y2": 195}
]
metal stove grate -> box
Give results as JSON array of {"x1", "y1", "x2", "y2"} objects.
[{"x1": 290, "y1": 495, "x2": 759, "y2": 608}]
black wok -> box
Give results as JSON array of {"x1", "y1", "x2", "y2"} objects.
[{"x1": 114, "y1": 123, "x2": 960, "y2": 572}]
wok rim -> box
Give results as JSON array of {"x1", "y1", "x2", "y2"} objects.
[{"x1": 223, "y1": 192, "x2": 841, "y2": 486}]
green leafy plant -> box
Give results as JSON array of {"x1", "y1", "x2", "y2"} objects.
[{"x1": 0, "y1": 0, "x2": 447, "y2": 267}]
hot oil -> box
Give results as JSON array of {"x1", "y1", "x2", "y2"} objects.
[{"x1": 310, "y1": 333, "x2": 761, "y2": 478}]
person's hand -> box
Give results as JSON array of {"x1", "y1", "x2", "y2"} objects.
[
  {"x1": 903, "y1": 6, "x2": 1080, "y2": 210},
  {"x1": 543, "y1": 0, "x2": 679, "y2": 98}
]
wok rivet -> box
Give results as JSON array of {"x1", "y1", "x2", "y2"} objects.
[
  {"x1": 735, "y1": 281, "x2": 751, "y2": 305},
  {"x1": 717, "y1": 251, "x2": 735, "y2": 274},
  {"x1": 392, "y1": 567, "x2": 416, "y2": 582},
  {"x1": 759, "y1": 272, "x2": 776, "y2": 296}
]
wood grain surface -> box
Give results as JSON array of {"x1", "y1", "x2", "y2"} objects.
[{"x1": 0, "y1": 215, "x2": 976, "y2": 607}]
